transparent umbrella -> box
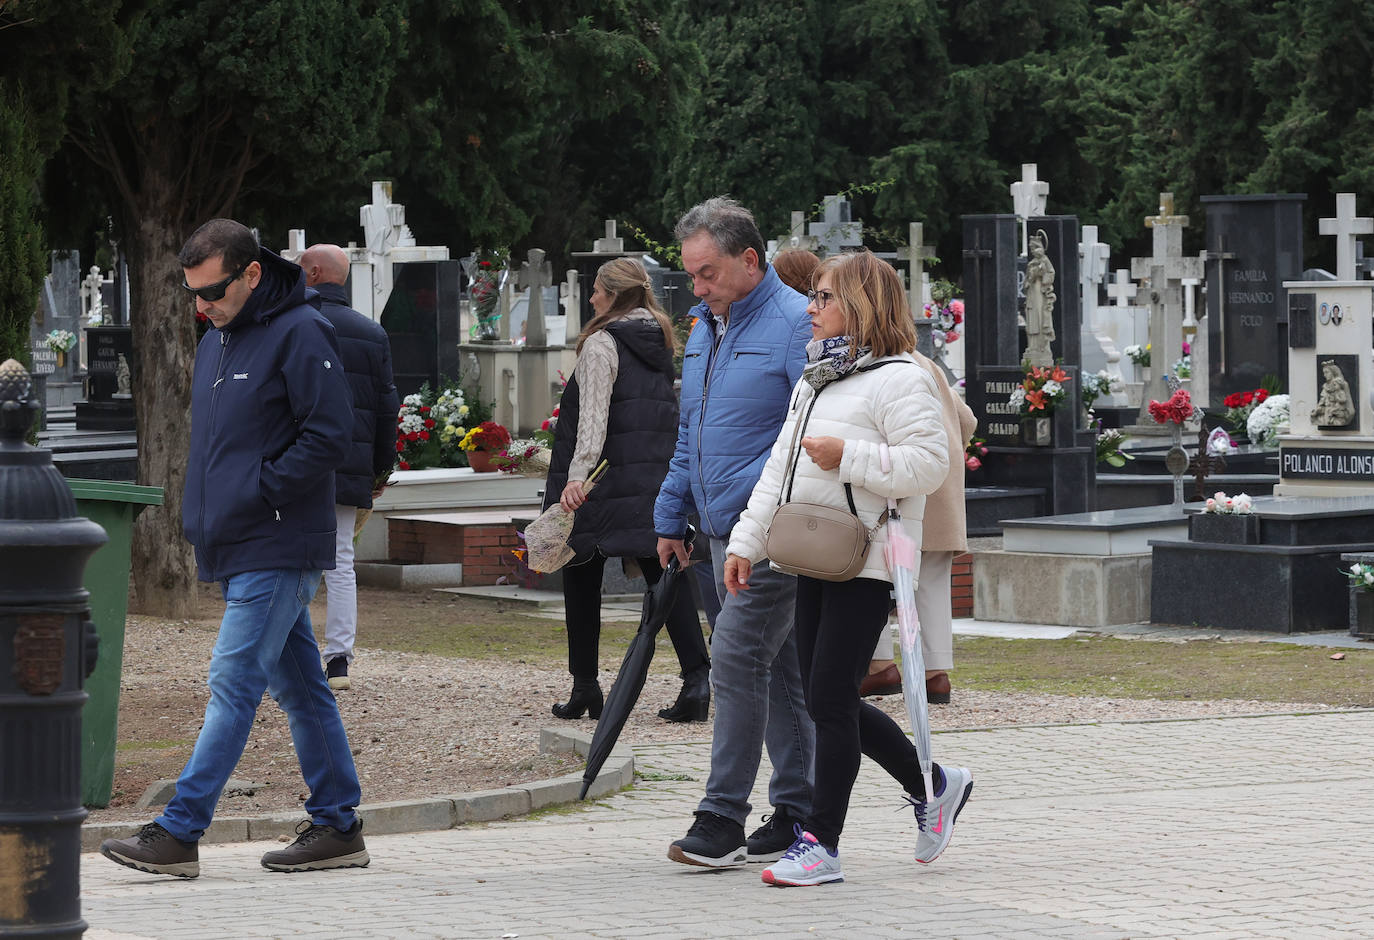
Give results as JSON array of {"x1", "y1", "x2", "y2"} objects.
[{"x1": 883, "y1": 498, "x2": 935, "y2": 805}]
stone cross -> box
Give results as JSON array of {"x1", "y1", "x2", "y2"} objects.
[
  {"x1": 896, "y1": 222, "x2": 937, "y2": 319},
  {"x1": 593, "y1": 220, "x2": 624, "y2": 254},
  {"x1": 284, "y1": 229, "x2": 307, "y2": 263},
  {"x1": 784, "y1": 210, "x2": 820, "y2": 252},
  {"x1": 559, "y1": 269, "x2": 581, "y2": 346},
  {"x1": 517, "y1": 249, "x2": 553, "y2": 346},
  {"x1": 359, "y1": 181, "x2": 408, "y2": 315},
  {"x1": 1130, "y1": 193, "x2": 1203, "y2": 429},
  {"x1": 1318, "y1": 192, "x2": 1373, "y2": 281},
  {"x1": 808, "y1": 195, "x2": 863, "y2": 257},
  {"x1": 1078, "y1": 226, "x2": 1110, "y2": 329},
  {"x1": 1106, "y1": 269, "x2": 1137, "y2": 307},
  {"x1": 1009, "y1": 163, "x2": 1049, "y2": 256},
  {"x1": 81, "y1": 265, "x2": 105, "y2": 326}
]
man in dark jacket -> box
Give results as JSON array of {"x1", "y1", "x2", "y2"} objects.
[
  {"x1": 300, "y1": 243, "x2": 400, "y2": 691},
  {"x1": 100, "y1": 220, "x2": 368, "y2": 879}
]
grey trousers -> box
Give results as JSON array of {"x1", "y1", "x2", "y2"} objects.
[{"x1": 696, "y1": 537, "x2": 815, "y2": 825}]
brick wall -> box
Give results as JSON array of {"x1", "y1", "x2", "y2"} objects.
[
  {"x1": 951, "y1": 552, "x2": 973, "y2": 618},
  {"x1": 388, "y1": 518, "x2": 523, "y2": 586}
]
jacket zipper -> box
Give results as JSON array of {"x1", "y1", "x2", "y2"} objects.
[
  {"x1": 200, "y1": 331, "x2": 231, "y2": 545},
  {"x1": 694, "y1": 314, "x2": 725, "y2": 536}
]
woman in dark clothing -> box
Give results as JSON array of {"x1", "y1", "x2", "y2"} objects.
[{"x1": 547, "y1": 258, "x2": 711, "y2": 722}]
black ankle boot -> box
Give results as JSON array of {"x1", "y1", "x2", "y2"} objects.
[
  {"x1": 659, "y1": 665, "x2": 710, "y2": 722},
  {"x1": 552, "y1": 679, "x2": 603, "y2": 720}
]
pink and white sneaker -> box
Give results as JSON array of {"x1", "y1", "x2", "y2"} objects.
[
  {"x1": 911, "y1": 765, "x2": 973, "y2": 863},
  {"x1": 761, "y1": 828, "x2": 844, "y2": 886}
]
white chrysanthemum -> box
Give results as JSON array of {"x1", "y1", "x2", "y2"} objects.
[{"x1": 1042, "y1": 380, "x2": 1062, "y2": 396}]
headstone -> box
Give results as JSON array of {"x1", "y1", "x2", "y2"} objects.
[
  {"x1": 1009, "y1": 163, "x2": 1049, "y2": 256},
  {"x1": 781, "y1": 210, "x2": 820, "y2": 254},
  {"x1": 961, "y1": 214, "x2": 1022, "y2": 446},
  {"x1": 75, "y1": 326, "x2": 136, "y2": 430},
  {"x1": 1199, "y1": 194, "x2": 1305, "y2": 400},
  {"x1": 593, "y1": 220, "x2": 625, "y2": 253},
  {"x1": 378, "y1": 260, "x2": 463, "y2": 399},
  {"x1": 808, "y1": 195, "x2": 863, "y2": 257},
  {"x1": 1275, "y1": 193, "x2": 1374, "y2": 498},
  {"x1": 1130, "y1": 193, "x2": 1203, "y2": 432},
  {"x1": 1078, "y1": 226, "x2": 1123, "y2": 399},
  {"x1": 353, "y1": 181, "x2": 450, "y2": 320},
  {"x1": 570, "y1": 219, "x2": 640, "y2": 327}
]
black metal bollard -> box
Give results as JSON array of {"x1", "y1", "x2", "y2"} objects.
[{"x1": 0, "y1": 359, "x2": 107, "y2": 939}]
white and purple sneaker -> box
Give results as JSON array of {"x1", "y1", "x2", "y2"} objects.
[
  {"x1": 911, "y1": 765, "x2": 973, "y2": 863},
  {"x1": 761, "y1": 827, "x2": 844, "y2": 887}
]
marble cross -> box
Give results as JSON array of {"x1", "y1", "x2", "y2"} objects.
[
  {"x1": 896, "y1": 222, "x2": 937, "y2": 318},
  {"x1": 81, "y1": 265, "x2": 105, "y2": 325},
  {"x1": 1106, "y1": 268, "x2": 1137, "y2": 307},
  {"x1": 593, "y1": 220, "x2": 624, "y2": 254},
  {"x1": 1318, "y1": 192, "x2": 1373, "y2": 281},
  {"x1": 1131, "y1": 192, "x2": 1203, "y2": 429},
  {"x1": 359, "y1": 181, "x2": 406, "y2": 314},
  {"x1": 517, "y1": 249, "x2": 553, "y2": 346},
  {"x1": 784, "y1": 210, "x2": 820, "y2": 252},
  {"x1": 1009, "y1": 163, "x2": 1049, "y2": 256},
  {"x1": 808, "y1": 195, "x2": 863, "y2": 257}
]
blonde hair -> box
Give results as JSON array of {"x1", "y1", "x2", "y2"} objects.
[
  {"x1": 772, "y1": 248, "x2": 820, "y2": 294},
  {"x1": 813, "y1": 250, "x2": 917, "y2": 358},
  {"x1": 577, "y1": 257, "x2": 675, "y2": 354}
]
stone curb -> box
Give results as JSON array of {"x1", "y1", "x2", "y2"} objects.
[{"x1": 80, "y1": 726, "x2": 632, "y2": 853}]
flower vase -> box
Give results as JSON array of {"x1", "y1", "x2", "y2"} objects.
[
  {"x1": 55, "y1": 350, "x2": 65, "y2": 368},
  {"x1": 463, "y1": 262, "x2": 509, "y2": 342},
  {"x1": 1020, "y1": 417, "x2": 1051, "y2": 447},
  {"x1": 1351, "y1": 589, "x2": 1374, "y2": 640},
  {"x1": 1164, "y1": 422, "x2": 1188, "y2": 506},
  {"x1": 467, "y1": 449, "x2": 497, "y2": 473}
]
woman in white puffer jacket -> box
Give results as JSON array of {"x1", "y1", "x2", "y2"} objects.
[{"x1": 723, "y1": 251, "x2": 974, "y2": 887}]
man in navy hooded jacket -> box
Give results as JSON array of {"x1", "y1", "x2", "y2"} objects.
[{"x1": 100, "y1": 219, "x2": 369, "y2": 879}]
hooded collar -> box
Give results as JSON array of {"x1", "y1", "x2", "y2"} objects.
[{"x1": 217, "y1": 246, "x2": 308, "y2": 333}]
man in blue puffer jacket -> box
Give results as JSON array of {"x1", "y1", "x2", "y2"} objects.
[
  {"x1": 656, "y1": 197, "x2": 816, "y2": 869},
  {"x1": 300, "y1": 243, "x2": 400, "y2": 691},
  {"x1": 100, "y1": 220, "x2": 368, "y2": 880}
]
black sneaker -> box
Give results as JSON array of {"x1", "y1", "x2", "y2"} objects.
[
  {"x1": 747, "y1": 806, "x2": 805, "y2": 863},
  {"x1": 261, "y1": 819, "x2": 370, "y2": 872},
  {"x1": 100, "y1": 822, "x2": 200, "y2": 878},
  {"x1": 667, "y1": 811, "x2": 747, "y2": 868},
  {"x1": 326, "y1": 656, "x2": 350, "y2": 691}
]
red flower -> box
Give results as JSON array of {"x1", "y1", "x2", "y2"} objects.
[
  {"x1": 398, "y1": 460, "x2": 410, "y2": 470},
  {"x1": 1224, "y1": 392, "x2": 1245, "y2": 408},
  {"x1": 1026, "y1": 389, "x2": 1048, "y2": 412},
  {"x1": 419, "y1": 431, "x2": 430, "y2": 440},
  {"x1": 424, "y1": 419, "x2": 436, "y2": 429},
  {"x1": 1255, "y1": 388, "x2": 1269, "y2": 403},
  {"x1": 419, "y1": 405, "x2": 431, "y2": 413},
  {"x1": 395, "y1": 439, "x2": 405, "y2": 452},
  {"x1": 540, "y1": 419, "x2": 551, "y2": 431}
]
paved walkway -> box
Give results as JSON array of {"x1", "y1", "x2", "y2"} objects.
[{"x1": 83, "y1": 709, "x2": 1374, "y2": 939}]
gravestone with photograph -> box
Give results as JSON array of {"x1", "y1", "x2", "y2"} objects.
[
  {"x1": 75, "y1": 326, "x2": 135, "y2": 431},
  {"x1": 1200, "y1": 194, "x2": 1305, "y2": 401}
]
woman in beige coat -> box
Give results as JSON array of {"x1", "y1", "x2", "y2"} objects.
[{"x1": 863, "y1": 353, "x2": 976, "y2": 703}]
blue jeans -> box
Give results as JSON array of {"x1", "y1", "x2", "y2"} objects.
[
  {"x1": 696, "y1": 538, "x2": 814, "y2": 825},
  {"x1": 158, "y1": 569, "x2": 362, "y2": 842}
]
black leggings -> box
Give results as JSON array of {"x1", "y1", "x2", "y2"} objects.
[
  {"x1": 794, "y1": 575, "x2": 937, "y2": 848},
  {"x1": 562, "y1": 552, "x2": 709, "y2": 681}
]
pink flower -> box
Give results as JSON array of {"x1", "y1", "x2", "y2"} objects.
[{"x1": 965, "y1": 455, "x2": 982, "y2": 471}]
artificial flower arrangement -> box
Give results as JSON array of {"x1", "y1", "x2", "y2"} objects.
[
  {"x1": 1344, "y1": 561, "x2": 1374, "y2": 593},
  {"x1": 922, "y1": 279, "x2": 964, "y2": 348},
  {"x1": 1123, "y1": 343, "x2": 1151, "y2": 368},
  {"x1": 462, "y1": 247, "x2": 510, "y2": 340},
  {"x1": 1081, "y1": 368, "x2": 1123, "y2": 413},
  {"x1": 1222, "y1": 387, "x2": 1271, "y2": 433},
  {"x1": 46, "y1": 329, "x2": 77, "y2": 354},
  {"x1": 964, "y1": 436, "x2": 989, "y2": 472},
  {"x1": 1095, "y1": 426, "x2": 1134, "y2": 468},
  {"x1": 1203, "y1": 491, "x2": 1253, "y2": 514},
  {"x1": 1246, "y1": 394, "x2": 1290, "y2": 448},
  {"x1": 459, "y1": 420, "x2": 512, "y2": 454},
  {"x1": 1148, "y1": 387, "x2": 1196, "y2": 425},
  {"x1": 1008, "y1": 361, "x2": 1073, "y2": 416}
]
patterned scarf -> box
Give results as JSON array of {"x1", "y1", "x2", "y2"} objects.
[{"x1": 802, "y1": 335, "x2": 871, "y2": 391}]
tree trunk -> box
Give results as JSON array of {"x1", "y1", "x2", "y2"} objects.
[{"x1": 126, "y1": 163, "x2": 198, "y2": 617}]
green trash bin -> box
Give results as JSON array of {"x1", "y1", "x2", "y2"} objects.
[{"x1": 68, "y1": 479, "x2": 164, "y2": 808}]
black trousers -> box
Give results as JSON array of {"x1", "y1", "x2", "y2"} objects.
[
  {"x1": 794, "y1": 575, "x2": 938, "y2": 849},
  {"x1": 562, "y1": 552, "x2": 710, "y2": 681}
]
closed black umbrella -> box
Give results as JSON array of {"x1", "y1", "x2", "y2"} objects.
[{"x1": 579, "y1": 529, "x2": 696, "y2": 800}]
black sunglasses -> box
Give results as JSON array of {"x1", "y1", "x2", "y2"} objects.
[{"x1": 182, "y1": 262, "x2": 248, "y2": 302}]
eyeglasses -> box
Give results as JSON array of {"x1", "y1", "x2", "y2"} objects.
[
  {"x1": 182, "y1": 263, "x2": 247, "y2": 302},
  {"x1": 806, "y1": 289, "x2": 835, "y2": 310}
]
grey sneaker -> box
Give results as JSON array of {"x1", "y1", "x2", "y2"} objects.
[
  {"x1": 100, "y1": 822, "x2": 200, "y2": 878},
  {"x1": 911, "y1": 765, "x2": 973, "y2": 864},
  {"x1": 761, "y1": 829, "x2": 844, "y2": 886},
  {"x1": 261, "y1": 819, "x2": 369, "y2": 872}
]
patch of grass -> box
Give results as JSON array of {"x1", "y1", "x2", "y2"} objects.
[
  {"x1": 946, "y1": 635, "x2": 1374, "y2": 706},
  {"x1": 635, "y1": 770, "x2": 698, "y2": 782},
  {"x1": 116, "y1": 739, "x2": 187, "y2": 751}
]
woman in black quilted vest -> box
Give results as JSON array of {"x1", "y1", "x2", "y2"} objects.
[{"x1": 546, "y1": 257, "x2": 711, "y2": 722}]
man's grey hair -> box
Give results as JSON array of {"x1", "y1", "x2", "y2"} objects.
[{"x1": 674, "y1": 196, "x2": 767, "y2": 264}]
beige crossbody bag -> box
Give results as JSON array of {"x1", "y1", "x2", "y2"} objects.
[{"x1": 764, "y1": 364, "x2": 896, "y2": 581}]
